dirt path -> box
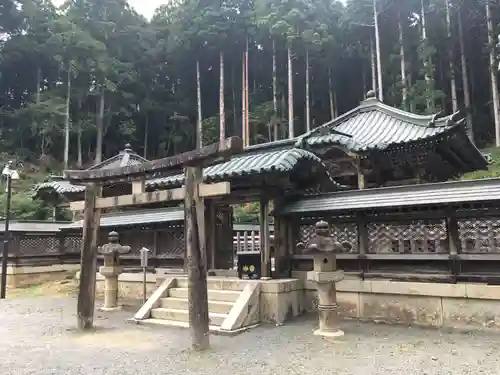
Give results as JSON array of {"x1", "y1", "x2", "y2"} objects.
[{"x1": 1, "y1": 293, "x2": 500, "y2": 375}]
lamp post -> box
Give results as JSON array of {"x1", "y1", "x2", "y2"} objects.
[
  {"x1": 497, "y1": 35, "x2": 500, "y2": 72},
  {"x1": 0, "y1": 161, "x2": 19, "y2": 299}
]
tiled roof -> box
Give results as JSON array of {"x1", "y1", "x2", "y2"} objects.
[
  {"x1": 280, "y1": 178, "x2": 500, "y2": 214},
  {"x1": 64, "y1": 207, "x2": 185, "y2": 229},
  {"x1": 298, "y1": 96, "x2": 471, "y2": 152},
  {"x1": 34, "y1": 145, "x2": 148, "y2": 197},
  {"x1": 146, "y1": 147, "x2": 325, "y2": 189},
  {"x1": 36, "y1": 146, "x2": 325, "y2": 195},
  {"x1": 88, "y1": 144, "x2": 148, "y2": 170},
  {"x1": 35, "y1": 179, "x2": 85, "y2": 194},
  {"x1": 0, "y1": 221, "x2": 70, "y2": 233}
]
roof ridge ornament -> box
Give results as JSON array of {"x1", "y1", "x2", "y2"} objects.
[
  {"x1": 124, "y1": 143, "x2": 133, "y2": 153},
  {"x1": 365, "y1": 90, "x2": 377, "y2": 100},
  {"x1": 427, "y1": 111, "x2": 443, "y2": 128}
]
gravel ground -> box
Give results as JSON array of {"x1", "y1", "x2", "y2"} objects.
[{"x1": 1, "y1": 296, "x2": 500, "y2": 375}]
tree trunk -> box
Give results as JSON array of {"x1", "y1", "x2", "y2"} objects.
[
  {"x1": 241, "y1": 51, "x2": 246, "y2": 145},
  {"x1": 370, "y1": 38, "x2": 377, "y2": 94},
  {"x1": 486, "y1": 0, "x2": 500, "y2": 146},
  {"x1": 373, "y1": 0, "x2": 383, "y2": 102},
  {"x1": 76, "y1": 97, "x2": 82, "y2": 168},
  {"x1": 305, "y1": 47, "x2": 311, "y2": 133},
  {"x1": 281, "y1": 93, "x2": 286, "y2": 139},
  {"x1": 95, "y1": 85, "x2": 105, "y2": 164},
  {"x1": 231, "y1": 64, "x2": 237, "y2": 137},
  {"x1": 458, "y1": 6, "x2": 473, "y2": 140},
  {"x1": 287, "y1": 44, "x2": 294, "y2": 138},
  {"x1": 77, "y1": 118, "x2": 82, "y2": 168},
  {"x1": 272, "y1": 38, "x2": 278, "y2": 141},
  {"x1": 398, "y1": 13, "x2": 407, "y2": 110},
  {"x1": 143, "y1": 112, "x2": 149, "y2": 158},
  {"x1": 421, "y1": 0, "x2": 433, "y2": 111},
  {"x1": 36, "y1": 65, "x2": 41, "y2": 104},
  {"x1": 445, "y1": 0, "x2": 458, "y2": 112},
  {"x1": 196, "y1": 59, "x2": 203, "y2": 149},
  {"x1": 334, "y1": 90, "x2": 338, "y2": 117},
  {"x1": 245, "y1": 39, "x2": 249, "y2": 145},
  {"x1": 328, "y1": 66, "x2": 335, "y2": 119},
  {"x1": 219, "y1": 51, "x2": 225, "y2": 143},
  {"x1": 64, "y1": 65, "x2": 72, "y2": 170}
]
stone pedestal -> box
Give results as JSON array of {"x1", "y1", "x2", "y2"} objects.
[
  {"x1": 301, "y1": 221, "x2": 345, "y2": 339},
  {"x1": 99, "y1": 265, "x2": 124, "y2": 311},
  {"x1": 98, "y1": 232, "x2": 131, "y2": 311},
  {"x1": 307, "y1": 254, "x2": 344, "y2": 338}
]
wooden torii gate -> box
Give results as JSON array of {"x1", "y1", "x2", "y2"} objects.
[{"x1": 64, "y1": 137, "x2": 243, "y2": 350}]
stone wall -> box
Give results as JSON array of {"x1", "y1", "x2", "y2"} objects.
[
  {"x1": 80, "y1": 269, "x2": 500, "y2": 332},
  {"x1": 293, "y1": 271, "x2": 500, "y2": 332},
  {"x1": 2, "y1": 264, "x2": 80, "y2": 288}
]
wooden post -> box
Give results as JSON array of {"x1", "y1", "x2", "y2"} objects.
[
  {"x1": 77, "y1": 183, "x2": 100, "y2": 330},
  {"x1": 205, "y1": 201, "x2": 216, "y2": 270},
  {"x1": 446, "y1": 209, "x2": 461, "y2": 280},
  {"x1": 260, "y1": 198, "x2": 271, "y2": 279},
  {"x1": 356, "y1": 212, "x2": 369, "y2": 278},
  {"x1": 356, "y1": 158, "x2": 366, "y2": 189},
  {"x1": 185, "y1": 166, "x2": 210, "y2": 350},
  {"x1": 194, "y1": 168, "x2": 206, "y2": 271},
  {"x1": 446, "y1": 210, "x2": 461, "y2": 255},
  {"x1": 273, "y1": 217, "x2": 281, "y2": 278}
]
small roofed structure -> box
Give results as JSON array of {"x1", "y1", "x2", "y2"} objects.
[
  {"x1": 34, "y1": 144, "x2": 149, "y2": 206},
  {"x1": 296, "y1": 91, "x2": 488, "y2": 188}
]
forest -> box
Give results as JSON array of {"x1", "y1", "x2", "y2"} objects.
[{"x1": 1, "y1": 0, "x2": 500, "y2": 220}]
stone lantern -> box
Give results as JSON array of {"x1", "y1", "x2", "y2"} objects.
[
  {"x1": 98, "y1": 231, "x2": 131, "y2": 311},
  {"x1": 304, "y1": 221, "x2": 344, "y2": 338}
]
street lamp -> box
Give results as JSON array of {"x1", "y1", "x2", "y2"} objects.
[
  {"x1": 0, "y1": 161, "x2": 19, "y2": 299},
  {"x1": 497, "y1": 34, "x2": 500, "y2": 72}
]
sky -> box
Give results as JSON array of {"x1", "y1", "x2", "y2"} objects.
[
  {"x1": 52, "y1": 0, "x2": 348, "y2": 21},
  {"x1": 51, "y1": 0, "x2": 167, "y2": 20}
]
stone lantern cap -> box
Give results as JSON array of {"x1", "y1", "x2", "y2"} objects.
[
  {"x1": 303, "y1": 220, "x2": 343, "y2": 254},
  {"x1": 98, "y1": 231, "x2": 131, "y2": 256}
]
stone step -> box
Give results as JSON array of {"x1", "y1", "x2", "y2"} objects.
[
  {"x1": 151, "y1": 308, "x2": 227, "y2": 326},
  {"x1": 169, "y1": 287, "x2": 241, "y2": 303},
  {"x1": 175, "y1": 277, "x2": 247, "y2": 292},
  {"x1": 160, "y1": 297, "x2": 233, "y2": 314}
]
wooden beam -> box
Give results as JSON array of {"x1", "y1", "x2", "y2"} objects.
[
  {"x1": 69, "y1": 182, "x2": 230, "y2": 211},
  {"x1": 64, "y1": 137, "x2": 243, "y2": 184}
]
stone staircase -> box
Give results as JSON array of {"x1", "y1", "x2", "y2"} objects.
[{"x1": 132, "y1": 276, "x2": 261, "y2": 334}]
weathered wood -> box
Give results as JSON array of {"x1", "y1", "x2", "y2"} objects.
[
  {"x1": 355, "y1": 157, "x2": 366, "y2": 189},
  {"x1": 77, "y1": 184, "x2": 100, "y2": 330},
  {"x1": 185, "y1": 166, "x2": 210, "y2": 350},
  {"x1": 205, "y1": 201, "x2": 216, "y2": 269},
  {"x1": 446, "y1": 209, "x2": 461, "y2": 255},
  {"x1": 194, "y1": 168, "x2": 206, "y2": 271},
  {"x1": 69, "y1": 182, "x2": 230, "y2": 211},
  {"x1": 273, "y1": 217, "x2": 282, "y2": 278},
  {"x1": 64, "y1": 137, "x2": 243, "y2": 183},
  {"x1": 259, "y1": 198, "x2": 271, "y2": 279},
  {"x1": 356, "y1": 213, "x2": 368, "y2": 254}
]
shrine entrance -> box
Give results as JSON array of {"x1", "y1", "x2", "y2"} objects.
[{"x1": 65, "y1": 137, "x2": 242, "y2": 350}]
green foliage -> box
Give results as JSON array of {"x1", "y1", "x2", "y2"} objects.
[{"x1": 0, "y1": 0, "x2": 498, "y2": 221}]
